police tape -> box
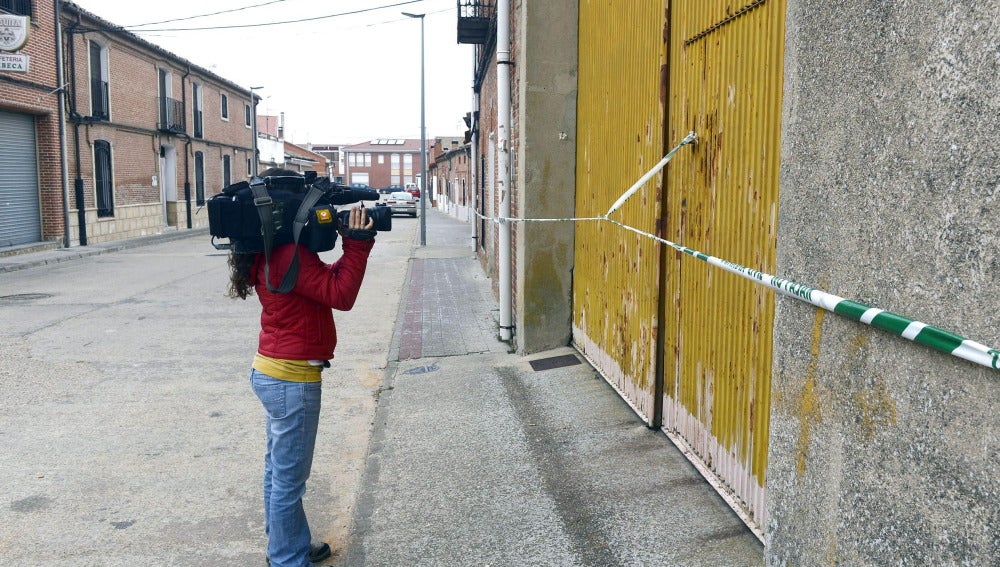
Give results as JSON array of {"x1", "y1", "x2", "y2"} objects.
[{"x1": 471, "y1": 131, "x2": 1000, "y2": 371}]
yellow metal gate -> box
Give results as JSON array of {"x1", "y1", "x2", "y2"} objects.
[
  {"x1": 573, "y1": 0, "x2": 669, "y2": 423},
  {"x1": 573, "y1": 0, "x2": 786, "y2": 536},
  {"x1": 661, "y1": 0, "x2": 786, "y2": 533}
]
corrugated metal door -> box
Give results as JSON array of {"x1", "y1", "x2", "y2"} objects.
[
  {"x1": 0, "y1": 110, "x2": 42, "y2": 247},
  {"x1": 662, "y1": 0, "x2": 786, "y2": 533},
  {"x1": 573, "y1": 0, "x2": 669, "y2": 424}
]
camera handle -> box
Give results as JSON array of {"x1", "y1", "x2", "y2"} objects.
[{"x1": 251, "y1": 181, "x2": 326, "y2": 294}]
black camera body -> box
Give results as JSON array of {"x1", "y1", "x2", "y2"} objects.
[{"x1": 208, "y1": 171, "x2": 390, "y2": 254}]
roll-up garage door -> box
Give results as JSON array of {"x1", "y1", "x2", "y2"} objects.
[{"x1": 0, "y1": 111, "x2": 42, "y2": 247}]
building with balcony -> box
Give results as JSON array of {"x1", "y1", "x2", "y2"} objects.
[{"x1": 59, "y1": 2, "x2": 256, "y2": 243}]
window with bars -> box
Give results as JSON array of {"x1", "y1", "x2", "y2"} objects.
[
  {"x1": 94, "y1": 140, "x2": 114, "y2": 217},
  {"x1": 0, "y1": 0, "x2": 32, "y2": 16}
]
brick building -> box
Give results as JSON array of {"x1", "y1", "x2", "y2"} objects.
[
  {"x1": 61, "y1": 2, "x2": 256, "y2": 243},
  {"x1": 342, "y1": 138, "x2": 425, "y2": 191},
  {"x1": 0, "y1": 0, "x2": 63, "y2": 248},
  {"x1": 428, "y1": 136, "x2": 471, "y2": 219},
  {"x1": 1, "y1": 1, "x2": 257, "y2": 251},
  {"x1": 283, "y1": 141, "x2": 327, "y2": 176}
]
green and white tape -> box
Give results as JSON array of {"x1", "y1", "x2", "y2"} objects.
[{"x1": 472, "y1": 131, "x2": 1000, "y2": 371}]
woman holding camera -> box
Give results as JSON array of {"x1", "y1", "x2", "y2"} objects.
[{"x1": 228, "y1": 169, "x2": 376, "y2": 567}]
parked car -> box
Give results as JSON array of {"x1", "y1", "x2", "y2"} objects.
[
  {"x1": 386, "y1": 191, "x2": 417, "y2": 217},
  {"x1": 349, "y1": 182, "x2": 377, "y2": 196},
  {"x1": 405, "y1": 183, "x2": 421, "y2": 198},
  {"x1": 380, "y1": 185, "x2": 404, "y2": 194}
]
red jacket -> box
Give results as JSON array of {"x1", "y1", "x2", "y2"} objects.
[{"x1": 251, "y1": 238, "x2": 374, "y2": 361}]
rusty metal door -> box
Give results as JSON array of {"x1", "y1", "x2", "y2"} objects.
[
  {"x1": 573, "y1": 0, "x2": 669, "y2": 424},
  {"x1": 661, "y1": 0, "x2": 787, "y2": 535}
]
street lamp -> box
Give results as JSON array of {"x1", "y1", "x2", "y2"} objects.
[
  {"x1": 249, "y1": 86, "x2": 264, "y2": 176},
  {"x1": 403, "y1": 12, "x2": 427, "y2": 246}
]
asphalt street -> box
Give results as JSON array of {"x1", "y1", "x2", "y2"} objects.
[{"x1": 1, "y1": 207, "x2": 764, "y2": 566}]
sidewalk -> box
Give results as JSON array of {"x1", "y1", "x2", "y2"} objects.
[
  {"x1": 0, "y1": 227, "x2": 208, "y2": 273},
  {"x1": 342, "y1": 209, "x2": 764, "y2": 566}
]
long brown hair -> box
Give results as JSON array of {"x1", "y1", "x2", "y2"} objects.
[
  {"x1": 226, "y1": 168, "x2": 302, "y2": 299},
  {"x1": 227, "y1": 251, "x2": 256, "y2": 299}
]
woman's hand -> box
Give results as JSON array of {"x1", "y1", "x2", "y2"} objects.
[
  {"x1": 348, "y1": 206, "x2": 375, "y2": 231},
  {"x1": 341, "y1": 206, "x2": 376, "y2": 241}
]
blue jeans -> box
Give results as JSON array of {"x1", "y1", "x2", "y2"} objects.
[{"x1": 250, "y1": 369, "x2": 322, "y2": 567}]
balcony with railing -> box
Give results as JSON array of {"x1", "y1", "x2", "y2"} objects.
[
  {"x1": 158, "y1": 97, "x2": 185, "y2": 134},
  {"x1": 457, "y1": 0, "x2": 494, "y2": 45},
  {"x1": 90, "y1": 78, "x2": 109, "y2": 120}
]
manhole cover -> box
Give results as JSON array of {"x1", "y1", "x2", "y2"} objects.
[{"x1": 0, "y1": 293, "x2": 53, "y2": 302}]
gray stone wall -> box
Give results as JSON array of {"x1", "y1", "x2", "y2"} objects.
[
  {"x1": 513, "y1": 0, "x2": 579, "y2": 354},
  {"x1": 769, "y1": 1, "x2": 999, "y2": 564}
]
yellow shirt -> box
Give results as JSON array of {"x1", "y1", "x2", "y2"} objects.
[{"x1": 252, "y1": 353, "x2": 323, "y2": 383}]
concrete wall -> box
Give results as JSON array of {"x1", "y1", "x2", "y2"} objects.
[
  {"x1": 768, "y1": 1, "x2": 999, "y2": 564},
  {"x1": 513, "y1": 0, "x2": 579, "y2": 354}
]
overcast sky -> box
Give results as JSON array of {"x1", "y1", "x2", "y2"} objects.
[{"x1": 72, "y1": 0, "x2": 476, "y2": 145}]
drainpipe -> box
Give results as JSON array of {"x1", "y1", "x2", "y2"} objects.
[
  {"x1": 67, "y1": 14, "x2": 87, "y2": 246},
  {"x1": 55, "y1": 0, "x2": 70, "y2": 248},
  {"x1": 182, "y1": 66, "x2": 192, "y2": 229},
  {"x1": 470, "y1": 68, "x2": 479, "y2": 252},
  {"x1": 497, "y1": 0, "x2": 513, "y2": 342}
]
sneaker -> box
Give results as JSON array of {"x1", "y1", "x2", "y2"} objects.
[{"x1": 265, "y1": 542, "x2": 332, "y2": 565}]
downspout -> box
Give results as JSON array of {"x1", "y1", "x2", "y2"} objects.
[
  {"x1": 182, "y1": 66, "x2": 192, "y2": 229},
  {"x1": 470, "y1": 58, "x2": 479, "y2": 252},
  {"x1": 497, "y1": 0, "x2": 513, "y2": 342},
  {"x1": 67, "y1": 13, "x2": 87, "y2": 245},
  {"x1": 55, "y1": 0, "x2": 70, "y2": 247}
]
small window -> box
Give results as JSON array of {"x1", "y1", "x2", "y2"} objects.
[
  {"x1": 222, "y1": 155, "x2": 231, "y2": 187},
  {"x1": 221, "y1": 93, "x2": 229, "y2": 121},
  {"x1": 195, "y1": 151, "x2": 205, "y2": 205},
  {"x1": 378, "y1": 154, "x2": 384, "y2": 164},
  {"x1": 247, "y1": 157, "x2": 252, "y2": 176},
  {"x1": 244, "y1": 103, "x2": 251, "y2": 128}
]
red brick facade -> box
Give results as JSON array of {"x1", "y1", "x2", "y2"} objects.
[
  {"x1": 342, "y1": 138, "x2": 426, "y2": 190},
  {"x1": 61, "y1": 4, "x2": 255, "y2": 243},
  {"x1": 0, "y1": 1, "x2": 63, "y2": 245},
  {"x1": 1, "y1": 2, "x2": 258, "y2": 250}
]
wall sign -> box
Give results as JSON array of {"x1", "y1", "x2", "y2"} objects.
[{"x1": 0, "y1": 15, "x2": 30, "y2": 52}]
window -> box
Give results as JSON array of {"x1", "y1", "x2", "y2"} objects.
[
  {"x1": 0, "y1": 0, "x2": 32, "y2": 16},
  {"x1": 94, "y1": 140, "x2": 114, "y2": 217},
  {"x1": 244, "y1": 103, "x2": 251, "y2": 128},
  {"x1": 247, "y1": 157, "x2": 252, "y2": 176},
  {"x1": 378, "y1": 154, "x2": 384, "y2": 164},
  {"x1": 220, "y1": 93, "x2": 229, "y2": 121},
  {"x1": 193, "y1": 84, "x2": 204, "y2": 138},
  {"x1": 222, "y1": 155, "x2": 231, "y2": 188},
  {"x1": 195, "y1": 151, "x2": 205, "y2": 205},
  {"x1": 364, "y1": 153, "x2": 372, "y2": 167},
  {"x1": 89, "y1": 41, "x2": 109, "y2": 120}
]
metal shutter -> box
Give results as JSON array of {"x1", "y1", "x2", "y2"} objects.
[{"x1": 0, "y1": 110, "x2": 42, "y2": 247}]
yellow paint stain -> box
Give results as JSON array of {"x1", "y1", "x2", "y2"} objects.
[
  {"x1": 795, "y1": 308, "x2": 825, "y2": 477},
  {"x1": 854, "y1": 378, "x2": 898, "y2": 441}
]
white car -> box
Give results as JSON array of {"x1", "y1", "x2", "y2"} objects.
[{"x1": 386, "y1": 191, "x2": 417, "y2": 217}]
